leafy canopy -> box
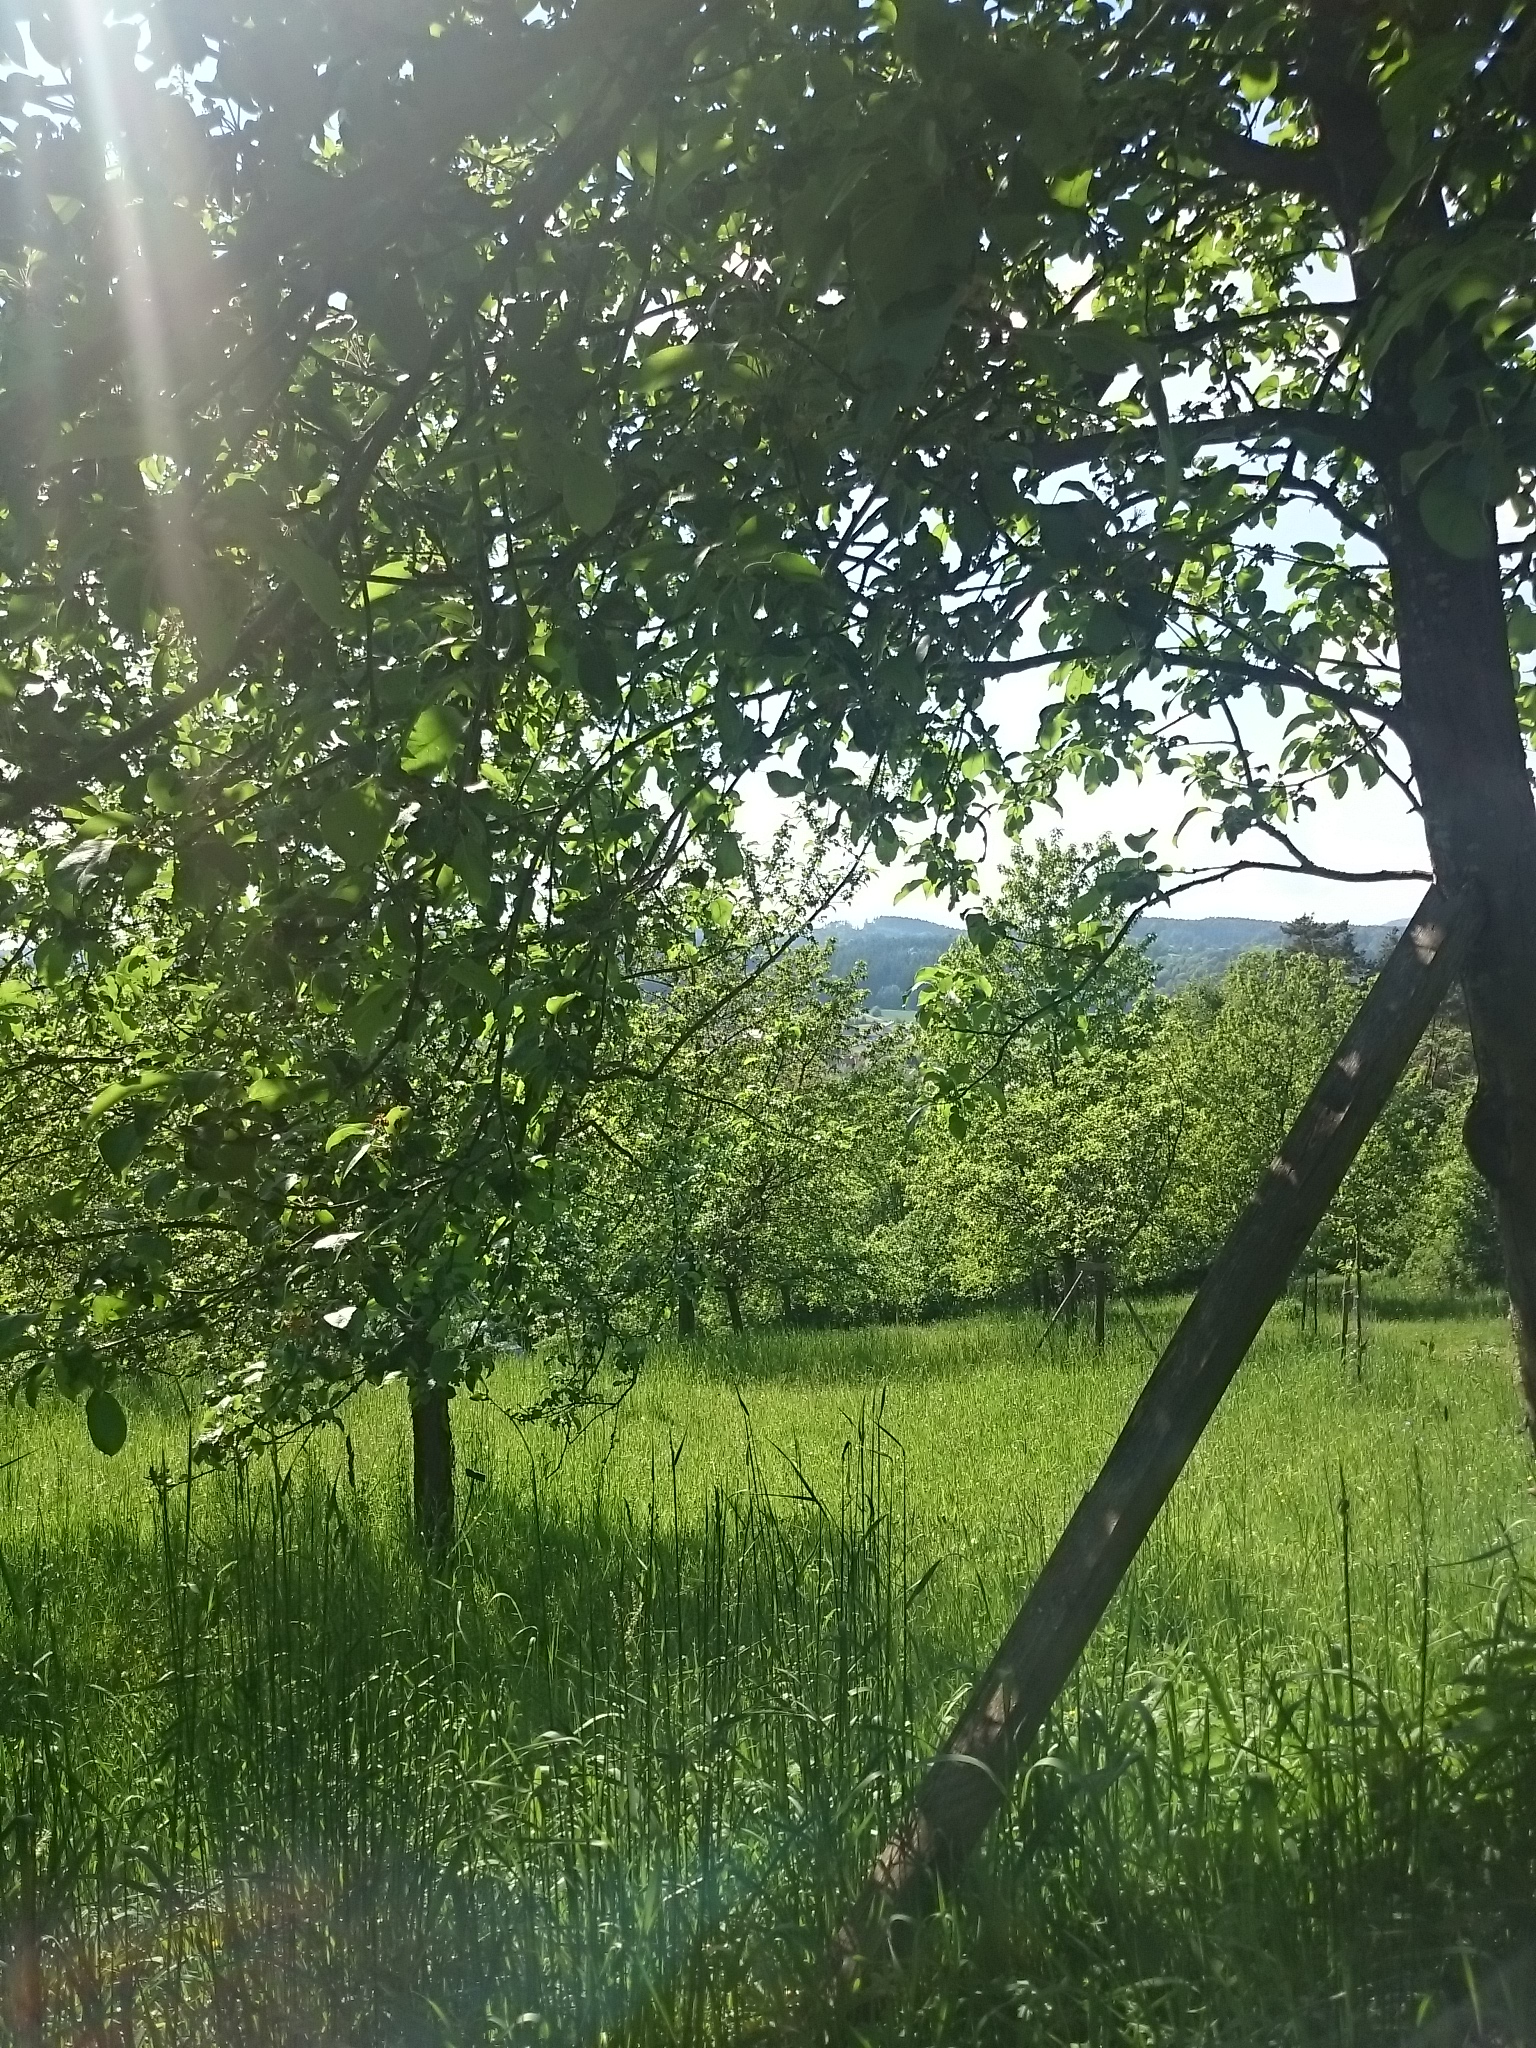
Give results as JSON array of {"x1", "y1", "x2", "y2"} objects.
[{"x1": 9, "y1": 0, "x2": 1535, "y2": 1441}]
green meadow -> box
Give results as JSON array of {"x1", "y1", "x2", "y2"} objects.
[{"x1": 3, "y1": 1299, "x2": 1535, "y2": 2046}]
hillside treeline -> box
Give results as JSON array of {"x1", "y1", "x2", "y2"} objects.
[
  {"x1": 0, "y1": 841, "x2": 1495, "y2": 1446},
  {"x1": 539, "y1": 846, "x2": 1495, "y2": 1356}
]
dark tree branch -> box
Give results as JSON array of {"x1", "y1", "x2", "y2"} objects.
[
  {"x1": 1203, "y1": 130, "x2": 1336, "y2": 205},
  {"x1": 1006, "y1": 403, "x2": 1383, "y2": 479}
]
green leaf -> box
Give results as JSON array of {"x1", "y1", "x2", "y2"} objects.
[
  {"x1": 182, "y1": 559, "x2": 245, "y2": 669},
  {"x1": 1238, "y1": 56, "x2": 1279, "y2": 101},
  {"x1": 172, "y1": 837, "x2": 250, "y2": 911},
  {"x1": 146, "y1": 767, "x2": 186, "y2": 814},
  {"x1": 265, "y1": 535, "x2": 350, "y2": 629},
  {"x1": 88, "y1": 1073, "x2": 170, "y2": 1116},
  {"x1": 1010, "y1": 50, "x2": 1090, "y2": 178},
  {"x1": 768, "y1": 551, "x2": 822, "y2": 581},
  {"x1": 559, "y1": 446, "x2": 619, "y2": 534},
  {"x1": 449, "y1": 957, "x2": 504, "y2": 1009},
  {"x1": 360, "y1": 559, "x2": 411, "y2": 605},
  {"x1": 86, "y1": 1387, "x2": 128, "y2": 1457},
  {"x1": 1050, "y1": 168, "x2": 1093, "y2": 209},
  {"x1": 350, "y1": 270, "x2": 433, "y2": 371},
  {"x1": 0, "y1": 1312, "x2": 33, "y2": 1360},
  {"x1": 121, "y1": 851, "x2": 162, "y2": 900},
  {"x1": 964, "y1": 910, "x2": 998, "y2": 955},
  {"x1": 1418, "y1": 477, "x2": 1492, "y2": 560},
  {"x1": 318, "y1": 781, "x2": 393, "y2": 866},
  {"x1": 36, "y1": 939, "x2": 71, "y2": 985},
  {"x1": 577, "y1": 636, "x2": 622, "y2": 714},
  {"x1": 850, "y1": 182, "x2": 973, "y2": 314},
  {"x1": 341, "y1": 982, "x2": 405, "y2": 1050},
  {"x1": 635, "y1": 343, "x2": 709, "y2": 394},
  {"x1": 1066, "y1": 320, "x2": 1138, "y2": 377},
  {"x1": 401, "y1": 702, "x2": 465, "y2": 776},
  {"x1": 246, "y1": 1075, "x2": 295, "y2": 1109},
  {"x1": 55, "y1": 1350, "x2": 93, "y2": 1400},
  {"x1": 99, "y1": 1121, "x2": 149, "y2": 1173}
]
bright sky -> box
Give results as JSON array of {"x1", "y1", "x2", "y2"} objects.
[{"x1": 738, "y1": 674, "x2": 1432, "y2": 931}]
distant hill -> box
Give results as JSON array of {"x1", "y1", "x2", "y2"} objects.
[
  {"x1": 818, "y1": 916, "x2": 959, "y2": 1012},
  {"x1": 1139, "y1": 916, "x2": 1402, "y2": 989},
  {"x1": 819, "y1": 912, "x2": 1404, "y2": 1010}
]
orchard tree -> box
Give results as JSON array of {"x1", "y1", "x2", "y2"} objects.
[
  {"x1": 0, "y1": 0, "x2": 1014, "y2": 1522},
  {"x1": 909, "y1": 836, "x2": 1175, "y2": 1323},
  {"x1": 915, "y1": 834, "x2": 1156, "y2": 1116},
  {"x1": 1163, "y1": 948, "x2": 1359, "y2": 1243},
  {"x1": 13, "y1": 0, "x2": 1536, "y2": 1478},
  {"x1": 991, "y1": 1028, "x2": 1191, "y2": 1320},
  {"x1": 1162, "y1": 944, "x2": 1474, "y2": 1284},
  {"x1": 555, "y1": 851, "x2": 909, "y2": 1336},
  {"x1": 634, "y1": 0, "x2": 1536, "y2": 1428},
  {"x1": 0, "y1": 924, "x2": 247, "y2": 1450}
]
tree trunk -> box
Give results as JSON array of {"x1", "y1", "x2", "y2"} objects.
[
  {"x1": 1059, "y1": 1254, "x2": 1080, "y2": 1320},
  {"x1": 1091, "y1": 1261, "x2": 1107, "y2": 1351},
  {"x1": 1388, "y1": 516, "x2": 1536, "y2": 1438},
  {"x1": 833, "y1": 889, "x2": 1469, "y2": 1982},
  {"x1": 723, "y1": 1278, "x2": 744, "y2": 1334},
  {"x1": 410, "y1": 1380, "x2": 454, "y2": 1550}
]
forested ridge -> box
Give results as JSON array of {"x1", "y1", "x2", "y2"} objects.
[{"x1": 820, "y1": 908, "x2": 1408, "y2": 1005}]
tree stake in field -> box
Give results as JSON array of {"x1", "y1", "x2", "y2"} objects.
[{"x1": 835, "y1": 886, "x2": 1471, "y2": 1985}]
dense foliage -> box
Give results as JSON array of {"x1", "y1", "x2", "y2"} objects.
[
  {"x1": 3, "y1": 8, "x2": 1535, "y2": 2033},
  {"x1": 2, "y1": 0, "x2": 1532, "y2": 1474},
  {"x1": 0, "y1": 836, "x2": 1498, "y2": 1463},
  {"x1": 507, "y1": 842, "x2": 1498, "y2": 1350}
]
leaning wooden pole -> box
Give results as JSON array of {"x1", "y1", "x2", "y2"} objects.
[{"x1": 835, "y1": 885, "x2": 1470, "y2": 1982}]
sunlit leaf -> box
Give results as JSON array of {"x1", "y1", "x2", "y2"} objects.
[{"x1": 401, "y1": 702, "x2": 465, "y2": 776}]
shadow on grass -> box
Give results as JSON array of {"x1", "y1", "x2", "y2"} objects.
[{"x1": 2, "y1": 1405, "x2": 1534, "y2": 2048}]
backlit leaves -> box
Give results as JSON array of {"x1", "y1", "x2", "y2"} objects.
[{"x1": 401, "y1": 704, "x2": 464, "y2": 777}]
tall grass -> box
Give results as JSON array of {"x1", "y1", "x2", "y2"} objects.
[{"x1": 2, "y1": 1303, "x2": 1534, "y2": 2045}]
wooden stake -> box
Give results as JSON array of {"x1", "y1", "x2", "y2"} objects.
[
  {"x1": 12, "y1": 1810, "x2": 42, "y2": 2048},
  {"x1": 833, "y1": 885, "x2": 1470, "y2": 1983}
]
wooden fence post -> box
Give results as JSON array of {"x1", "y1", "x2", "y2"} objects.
[{"x1": 834, "y1": 885, "x2": 1470, "y2": 1984}]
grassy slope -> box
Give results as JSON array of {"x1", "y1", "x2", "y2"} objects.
[
  {"x1": 2, "y1": 1303, "x2": 1535, "y2": 2044},
  {"x1": 481, "y1": 1304, "x2": 1530, "y2": 1660}
]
